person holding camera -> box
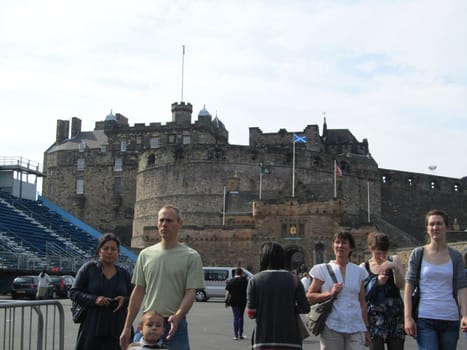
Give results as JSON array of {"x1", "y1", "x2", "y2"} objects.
[
  {"x1": 70, "y1": 233, "x2": 133, "y2": 350},
  {"x1": 361, "y1": 232, "x2": 405, "y2": 350}
]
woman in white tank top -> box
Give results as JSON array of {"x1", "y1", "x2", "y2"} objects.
[{"x1": 404, "y1": 209, "x2": 467, "y2": 350}]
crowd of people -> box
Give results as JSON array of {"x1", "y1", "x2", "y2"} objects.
[{"x1": 66, "y1": 206, "x2": 467, "y2": 350}]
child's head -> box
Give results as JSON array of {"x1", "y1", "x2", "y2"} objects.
[{"x1": 139, "y1": 310, "x2": 165, "y2": 343}]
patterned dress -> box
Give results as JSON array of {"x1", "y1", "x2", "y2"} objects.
[{"x1": 364, "y1": 259, "x2": 405, "y2": 341}]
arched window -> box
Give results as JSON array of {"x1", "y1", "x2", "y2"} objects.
[{"x1": 147, "y1": 154, "x2": 156, "y2": 166}]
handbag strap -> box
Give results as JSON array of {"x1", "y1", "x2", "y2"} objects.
[
  {"x1": 414, "y1": 247, "x2": 424, "y2": 287},
  {"x1": 325, "y1": 264, "x2": 338, "y2": 284}
]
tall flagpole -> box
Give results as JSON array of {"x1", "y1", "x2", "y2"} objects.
[
  {"x1": 259, "y1": 171, "x2": 263, "y2": 200},
  {"x1": 292, "y1": 136, "x2": 296, "y2": 197},
  {"x1": 333, "y1": 160, "x2": 337, "y2": 198},
  {"x1": 181, "y1": 45, "x2": 185, "y2": 101},
  {"x1": 222, "y1": 185, "x2": 226, "y2": 226},
  {"x1": 367, "y1": 180, "x2": 371, "y2": 222}
]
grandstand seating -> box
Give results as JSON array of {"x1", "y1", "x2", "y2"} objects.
[{"x1": 0, "y1": 192, "x2": 135, "y2": 273}]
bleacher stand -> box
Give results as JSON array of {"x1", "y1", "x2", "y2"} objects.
[{"x1": 0, "y1": 191, "x2": 136, "y2": 274}]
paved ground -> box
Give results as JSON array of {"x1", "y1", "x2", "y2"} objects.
[
  {"x1": 2, "y1": 296, "x2": 466, "y2": 349},
  {"x1": 174, "y1": 298, "x2": 467, "y2": 350}
]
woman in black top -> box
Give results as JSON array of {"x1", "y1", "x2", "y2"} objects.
[
  {"x1": 246, "y1": 241, "x2": 310, "y2": 349},
  {"x1": 225, "y1": 267, "x2": 249, "y2": 340},
  {"x1": 70, "y1": 233, "x2": 133, "y2": 350}
]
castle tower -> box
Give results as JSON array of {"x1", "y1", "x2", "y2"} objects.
[{"x1": 171, "y1": 102, "x2": 192, "y2": 124}]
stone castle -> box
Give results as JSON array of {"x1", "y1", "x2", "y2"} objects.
[{"x1": 42, "y1": 102, "x2": 467, "y2": 272}]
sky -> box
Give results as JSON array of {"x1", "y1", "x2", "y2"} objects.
[{"x1": 1, "y1": 0, "x2": 466, "y2": 180}]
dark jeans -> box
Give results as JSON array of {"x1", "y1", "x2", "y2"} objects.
[
  {"x1": 163, "y1": 317, "x2": 190, "y2": 350},
  {"x1": 231, "y1": 305, "x2": 246, "y2": 337},
  {"x1": 416, "y1": 317, "x2": 459, "y2": 350}
]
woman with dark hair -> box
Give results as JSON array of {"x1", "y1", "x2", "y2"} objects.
[
  {"x1": 361, "y1": 232, "x2": 405, "y2": 350},
  {"x1": 307, "y1": 232, "x2": 370, "y2": 349},
  {"x1": 404, "y1": 209, "x2": 467, "y2": 349},
  {"x1": 246, "y1": 241, "x2": 310, "y2": 349},
  {"x1": 70, "y1": 233, "x2": 133, "y2": 350}
]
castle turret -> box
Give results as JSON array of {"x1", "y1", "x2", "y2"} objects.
[
  {"x1": 171, "y1": 102, "x2": 192, "y2": 124},
  {"x1": 322, "y1": 115, "x2": 328, "y2": 141}
]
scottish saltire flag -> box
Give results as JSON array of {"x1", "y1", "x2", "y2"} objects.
[
  {"x1": 293, "y1": 134, "x2": 307, "y2": 143},
  {"x1": 259, "y1": 163, "x2": 271, "y2": 174}
]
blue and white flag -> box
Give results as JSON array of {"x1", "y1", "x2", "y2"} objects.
[{"x1": 293, "y1": 134, "x2": 307, "y2": 143}]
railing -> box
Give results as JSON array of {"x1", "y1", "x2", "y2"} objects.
[
  {"x1": 0, "y1": 300, "x2": 65, "y2": 350},
  {"x1": 0, "y1": 157, "x2": 42, "y2": 173},
  {"x1": 0, "y1": 250, "x2": 88, "y2": 273}
]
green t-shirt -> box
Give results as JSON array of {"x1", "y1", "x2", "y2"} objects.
[{"x1": 132, "y1": 243, "x2": 204, "y2": 317}]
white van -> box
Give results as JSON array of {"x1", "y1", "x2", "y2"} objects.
[{"x1": 195, "y1": 266, "x2": 254, "y2": 302}]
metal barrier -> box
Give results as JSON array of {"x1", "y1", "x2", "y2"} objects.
[{"x1": 0, "y1": 300, "x2": 64, "y2": 350}]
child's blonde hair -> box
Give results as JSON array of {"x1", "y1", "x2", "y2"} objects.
[{"x1": 139, "y1": 310, "x2": 165, "y2": 328}]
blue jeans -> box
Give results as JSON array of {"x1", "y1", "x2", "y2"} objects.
[
  {"x1": 163, "y1": 318, "x2": 190, "y2": 350},
  {"x1": 416, "y1": 318, "x2": 459, "y2": 350},
  {"x1": 231, "y1": 305, "x2": 246, "y2": 337}
]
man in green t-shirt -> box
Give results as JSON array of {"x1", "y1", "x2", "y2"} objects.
[{"x1": 120, "y1": 205, "x2": 205, "y2": 350}]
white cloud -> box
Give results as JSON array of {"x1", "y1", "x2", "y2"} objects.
[{"x1": 0, "y1": 0, "x2": 466, "y2": 179}]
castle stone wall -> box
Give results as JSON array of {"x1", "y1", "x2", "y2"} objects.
[{"x1": 380, "y1": 169, "x2": 467, "y2": 241}]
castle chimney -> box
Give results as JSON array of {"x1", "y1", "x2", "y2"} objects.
[
  {"x1": 171, "y1": 102, "x2": 192, "y2": 124},
  {"x1": 56, "y1": 119, "x2": 70, "y2": 144},
  {"x1": 71, "y1": 117, "x2": 82, "y2": 138}
]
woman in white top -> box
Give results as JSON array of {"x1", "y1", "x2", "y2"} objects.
[
  {"x1": 308, "y1": 232, "x2": 370, "y2": 350},
  {"x1": 404, "y1": 209, "x2": 467, "y2": 350}
]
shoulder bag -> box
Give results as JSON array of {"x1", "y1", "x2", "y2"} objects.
[
  {"x1": 292, "y1": 273, "x2": 310, "y2": 340},
  {"x1": 306, "y1": 264, "x2": 338, "y2": 336},
  {"x1": 411, "y1": 247, "x2": 423, "y2": 320},
  {"x1": 71, "y1": 300, "x2": 87, "y2": 323},
  {"x1": 70, "y1": 261, "x2": 95, "y2": 323}
]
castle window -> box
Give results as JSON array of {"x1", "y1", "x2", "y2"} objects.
[
  {"x1": 114, "y1": 177, "x2": 121, "y2": 194},
  {"x1": 114, "y1": 158, "x2": 123, "y2": 172},
  {"x1": 100, "y1": 144, "x2": 107, "y2": 153},
  {"x1": 453, "y1": 183, "x2": 461, "y2": 192},
  {"x1": 182, "y1": 135, "x2": 191, "y2": 145},
  {"x1": 79, "y1": 141, "x2": 86, "y2": 152},
  {"x1": 77, "y1": 158, "x2": 85, "y2": 171},
  {"x1": 76, "y1": 179, "x2": 84, "y2": 194},
  {"x1": 408, "y1": 177, "x2": 414, "y2": 187},
  {"x1": 136, "y1": 136, "x2": 142, "y2": 144},
  {"x1": 382, "y1": 175, "x2": 390, "y2": 184},
  {"x1": 150, "y1": 137, "x2": 160, "y2": 149},
  {"x1": 120, "y1": 140, "x2": 127, "y2": 152},
  {"x1": 429, "y1": 180, "x2": 439, "y2": 190},
  {"x1": 168, "y1": 134, "x2": 176, "y2": 144},
  {"x1": 147, "y1": 154, "x2": 156, "y2": 166}
]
